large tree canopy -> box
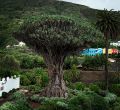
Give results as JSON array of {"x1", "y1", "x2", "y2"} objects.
[
  {"x1": 14, "y1": 15, "x2": 102, "y2": 97},
  {"x1": 15, "y1": 15, "x2": 102, "y2": 54}
]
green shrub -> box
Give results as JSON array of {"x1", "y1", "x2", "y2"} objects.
[
  {"x1": 20, "y1": 68, "x2": 48, "y2": 87},
  {"x1": 109, "y1": 84, "x2": 120, "y2": 96},
  {"x1": 70, "y1": 82, "x2": 86, "y2": 90},
  {"x1": 89, "y1": 84, "x2": 101, "y2": 93},
  {"x1": 104, "y1": 92, "x2": 117, "y2": 104},
  {"x1": 113, "y1": 105, "x2": 120, "y2": 110},
  {"x1": 33, "y1": 68, "x2": 49, "y2": 87},
  {"x1": 2, "y1": 92, "x2": 8, "y2": 98},
  {"x1": 39, "y1": 97, "x2": 68, "y2": 110},
  {"x1": 95, "y1": 82, "x2": 106, "y2": 90},
  {"x1": 69, "y1": 90, "x2": 109, "y2": 110},
  {"x1": 64, "y1": 56, "x2": 79, "y2": 69},
  {"x1": 27, "y1": 85, "x2": 41, "y2": 93},
  {"x1": 0, "y1": 55, "x2": 20, "y2": 78},
  {"x1": 11, "y1": 91, "x2": 32, "y2": 110},
  {"x1": 15, "y1": 98, "x2": 32, "y2": 110},
  {"x1": 64, "y1": 65, "x2": 80, "y2": 83},
  {"x1": 86, "y1": 92, "x2": 109, "y2": 110},
  {"x1": 82, "y1": 55, "x2": 105, "y2": 70},
  {"x1": 112, "y1": 97, "x2": 120, "y2": 110},
  {"x1": 20, "y1": 55, "x2": 33, "y2": 69},
  {"x1": 68, "y1": 92, "x2": 91, "y2": 110},
  {"x1": 20, "y1": 75, "x2": 31, "y2": 86},
  {"x1": 33, "y1": 56, "x2": 45, "y2": 68},
  {"x1": 20, "y1": 55, "x2": 45, "y2": 69},
  {"x1": 25, "y1": 72, "x2": 37, "y2": 85},
  {"x1": 0, "y1": 102, "x2": 17, "y2": 110},
  {"x1": 30, "y1": 95, "x2": 46, "y2": 103},
  {"x1": 11, "y1": 91, "x2": 25, "y2": 100},
  {"x1": 9, "y1": 89, "x2": 17, "y2": 93}
]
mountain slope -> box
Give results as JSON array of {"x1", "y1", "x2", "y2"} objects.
[
  {"x1": 0, "y1": 0, "x2": 97, "y2": 48},
  {"x1": 0, "y1": 0, "x2": 97, "y2": 21}
]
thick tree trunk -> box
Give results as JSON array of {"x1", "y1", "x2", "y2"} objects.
[
  {"x1": 42, "y1": 65, "x2": 67, "y2": 98},
  {"x1": 41, "y1": 55, "x2": 67, "y2": 98}
]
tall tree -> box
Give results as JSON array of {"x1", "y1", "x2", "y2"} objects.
[
  {"x1": 96, "y1": 9, "x2": 120, "y2": 90},
  {"x1": 14, "y1": 15, "x2": 101, "y2": 97}
]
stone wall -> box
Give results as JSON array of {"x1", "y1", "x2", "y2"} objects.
[{"x1": 80, "y1": 71, "x2": 105, "y2": 83}]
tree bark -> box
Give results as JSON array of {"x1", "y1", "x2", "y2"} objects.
[
  {"x1": 104, "y1": 33, "x2": 109, "y2": 91},
  {"x1": 41, "y1": 55, "x2": 67, "y2": 98}
]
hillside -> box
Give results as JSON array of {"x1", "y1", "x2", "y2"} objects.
[
  {"x1": 0, "y1": 0, "x2": 97, "y2": 48},
  {"x1": 0, "y1": 0, "x2": 97, "y2": 20}
]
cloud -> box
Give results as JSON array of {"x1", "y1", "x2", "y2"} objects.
[{"x1": 61, "y1": 0, "x2": 120, "y2": 10}]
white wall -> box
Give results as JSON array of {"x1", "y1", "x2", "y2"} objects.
[{"x1": 0, "y1": 76, "x2": 20, "y2": 97}]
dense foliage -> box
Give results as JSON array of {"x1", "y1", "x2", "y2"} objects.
[
  {"x1": 0, "y1": 0, "x2": 120, "y2": 110},
  {"x1": 0, "y1": 55, "x2": 20, "y2": 78},
  {"x1": 82, "y1": 55, "x2": 106, "y2": 70}
]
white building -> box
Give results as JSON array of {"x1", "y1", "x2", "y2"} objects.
[
  {"x1": 0, "y1": 76, "x2": 20, "y2": 97},
  {"x1": 110, "y1": 41, "x2": 120, "y2": 47}
]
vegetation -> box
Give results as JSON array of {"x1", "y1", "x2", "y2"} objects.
[
  {"x1": 13, "y1": 15, "x2": 101, "y2": 97},
  {"x1": 82, "y1": 55, "x2": 106, "y2": 70},
  {"x1": 96, "y1": 9, "x2": 120, "y2": 90},
  {"x1": 0, "y1": 0, "x2": 97, "y2": 49},
  {"x1": 0, "y1": 55, "x2": 20, "y2": 78},
  {"x1": 0, "y1": 0, "x2": 120, "y2": 110}
]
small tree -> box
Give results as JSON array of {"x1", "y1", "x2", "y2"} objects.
[
  {"x1": 14, "y1": 15, "x2": 101, "y2": 97},
  {"x1": 96, "y1": 9, "x2": 120, "y2": 90}
]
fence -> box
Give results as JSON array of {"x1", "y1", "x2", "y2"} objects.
[
  {"x1": 0, "y1": 76, "x2": 20, "y2": 97},
  {"x1": 109, "y1": 62, "x2": 120, "y2": 72}
]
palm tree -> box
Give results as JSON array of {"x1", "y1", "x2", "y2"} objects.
[{"x1": 96, "y1": 9, "x2": 120, "y2": 91}]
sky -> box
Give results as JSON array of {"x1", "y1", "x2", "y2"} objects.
[{"x1": 61, "y1": 0, "x2": 120, "y2": 10}]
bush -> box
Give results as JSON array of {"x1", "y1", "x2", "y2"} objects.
[
  {"x1": 0, "y1": 55, "x2": 20, "y2": 78},
  {"x1": 33, "y1": 56, "x2": 46, "y2": 68},
  {"x1": 34, "y1": 68, "x2": 49, "y2": 87},
  {"x1": 9, "y1": 89, "x2": 17, "y2": 93},
  {"x1": 89, "y1": 84, "x2": 101, "y2": 93},
  {"x1": 20, "y1": 55, "x2": 33, "y2": 69},
  {"x1": 0, "y1": 102, "x2": 17, "y2": 110},
  {"x1": 95, "y1": 82, "x2": 106, "y2": 90},
  {"x1": 20, "y1": 75, "x2": 31, "y2": 86},
  {"x1": 109, "y1": 84, "x2": 120, "y2": 96},
  {"x1": 15, "y1": 98, "x2": 32, "y2": 110},
  {"x1": 104, "y1": 92, "x2": 117, "y2": 104},
  {"x1": 20, "y1": 55, "x2": 45, "y2": 69},
  {"x1": 70, "y1": 82, "x2": 86, "y2": 90},
  {"x1": 82, "y1": 55, "x2": 105, "y2": 70},
  {"x1": 68, "y1": 92, "x2": 91, "y2": 110},
  {"x1": 2, "y1": 92, "x2": 8, "y2": 98},
  {"x1": 30, "y1": 95, "x2": 46, "y2": 103},
  {"x1": 39, "y1": 97, "x2": 68, "y2": 110},
  {"x1": 64, "y1": 65, "x2": 80, "y2": 83},
  {"x1": 68, "y1": 90, "x2": 108, "y2": 110},
  {"x1": 86, "y1": 92, "x2": 109, "y2": 110},
  {"x1": 64, "y1": 56, "x2": 79, "y2": 69},
  {"x1": 11, "y1": 91, "x2": 32, "y2": 110},
  {"x1": 112, "y1": 97, "x2": 120, "y2": 110},
  {"x1": 11, "y1": 91, "x2": 25, "y2": 100},
  {"x1": 20, "y1": 68, "x2": 49, "y2": 87},
  {"x1": 27, "y1": 85, "x2": 41, "y2": 93}
]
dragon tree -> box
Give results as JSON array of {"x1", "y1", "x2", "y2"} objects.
[{"x1": 14, "y1": 15, "x2": 102, "y2": 97}]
